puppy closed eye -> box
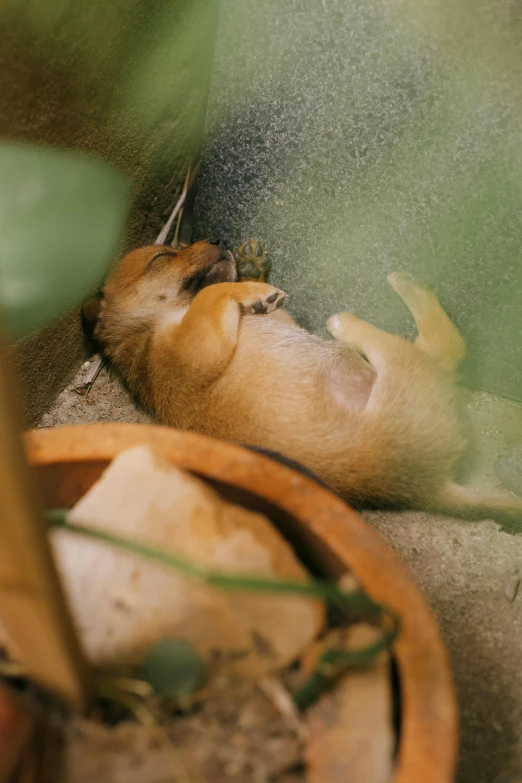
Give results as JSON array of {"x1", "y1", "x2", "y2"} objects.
[{"x1": 144, "y1": 250, "x2": 178, "y2": 275}]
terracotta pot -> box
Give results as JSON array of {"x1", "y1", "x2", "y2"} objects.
[{"x1": 25, "y1": 423, "x2": 457, "y2": 783}]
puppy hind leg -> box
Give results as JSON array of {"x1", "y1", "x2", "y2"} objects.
[
  {"x1": 432, "y1": 481, "x2": 522, "y2": 533},
  {"x1": 388, "y1": 272, "x2": 465, "y2": 372},
  {"x1": 327, "y1": 312, "x2": 409, "y2": 374}
]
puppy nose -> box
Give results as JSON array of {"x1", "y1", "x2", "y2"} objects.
[{"x1": 208, "y1": 237, "x2": 225, "y2": 249}]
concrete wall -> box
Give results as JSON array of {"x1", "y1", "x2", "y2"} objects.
[
  {"x1": 194, "y1": 0, "x2": 522, "y2": 401},
  {"x1": 1, "y1": 0, "x2": 218, "y2": 425}
]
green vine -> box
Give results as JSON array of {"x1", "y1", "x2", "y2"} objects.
[{"x1": 47, "y1": 508, "x2": 399, "y2": 708}]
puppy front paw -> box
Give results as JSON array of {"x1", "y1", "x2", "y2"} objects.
[
  {"x1": 234, "y1": 240, "x2": 272, "y2": 282},
  {"x1": 239, "y1": 283, "x2": 287, "y2": 314}
]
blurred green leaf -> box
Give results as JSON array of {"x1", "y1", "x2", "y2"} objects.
[
  {"x1": 0, "y1": 142, "x2": 129, "y2": 338},
  {"x1": 114, "y1": 0, "x2": 217, "y2": 142},
  {"x1": 142, "y1": 638, "x2": 207, "y2": 699}
]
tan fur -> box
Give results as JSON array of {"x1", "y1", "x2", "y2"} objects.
[{"x1": 93, "y1": 241, "x2": 522, "y2": 529}]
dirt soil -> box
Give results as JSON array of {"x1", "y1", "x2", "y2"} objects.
[
  {"x1": 66, "y1": 680, "x2": 304, "y2": 783},
  {"x1": 40, "y1": 364, "x2": 522, "y2": 783},
  {"x1": 39, "y1": 358, "x2": 151, "y2": 428}
]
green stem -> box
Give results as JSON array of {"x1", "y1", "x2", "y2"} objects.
[
  {"x1": 46, "y1": 508, "x2": 400, "y2": 708},
  {"x1": 47, "y1": 508, "x2": 390, "y2": 614},
  {"x1": 293, "y1": 633, "x2": 395, "y2": 710}
]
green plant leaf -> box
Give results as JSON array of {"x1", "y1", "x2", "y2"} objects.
[
  {"x1": 142, "y1": 638, "x2": 207, "y2": 699},
  {"x1": 0, "y1": 142, "x2": 129, "y2": 338}
]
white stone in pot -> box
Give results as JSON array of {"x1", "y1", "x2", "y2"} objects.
[{"x1": 51, "y1": 445, "x2": 324, "y2": 680}]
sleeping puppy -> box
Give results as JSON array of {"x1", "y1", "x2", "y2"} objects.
[{"x1": 86, "y1": 238, "x2": 522, "y2": 529}]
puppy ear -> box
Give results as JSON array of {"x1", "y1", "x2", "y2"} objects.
[{"x1": 81, "y1": 291, "x2": 104, "y2": 345}]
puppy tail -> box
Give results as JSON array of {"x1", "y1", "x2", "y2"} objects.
[{"x1": 431, "y1": 481, "x2": 522, "y2": 533}]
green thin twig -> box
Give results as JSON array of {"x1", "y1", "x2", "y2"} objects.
[{"x1": 293, "y1": 632, "x2": 396, "y2": 710}]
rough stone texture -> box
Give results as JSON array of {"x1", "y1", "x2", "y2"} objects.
[
  {"x1": 193, "y1": 0, "x2": 522, "y2": 400},
  {"x1": 1, "y1": 0, "x2": 218, "y2": 423},
  {"x1": 40, "y1": 369, "x2": 522, "y2": 783},
  {"x1": 366, "y1": 391, "x2": 522, "y2": 783},
  {"x1": 12, "y1": 312, "x2": 85, "y2": 427}
]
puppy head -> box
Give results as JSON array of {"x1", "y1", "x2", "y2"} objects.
[{"x1": 93, "y1": 239, "x2": 237, "y2": 347}]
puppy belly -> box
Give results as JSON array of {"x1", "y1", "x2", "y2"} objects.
[{"x1": 325, "y1": 355, "x2": 375, "y2": 413}]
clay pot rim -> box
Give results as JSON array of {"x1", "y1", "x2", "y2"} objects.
[{"x1": 25, "y1": 422, "x2": 457, "y2": 783}]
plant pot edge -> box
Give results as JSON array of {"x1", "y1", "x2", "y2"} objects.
[{"x1": 25, "y1": 422, "x2": 458, "y2": 783}]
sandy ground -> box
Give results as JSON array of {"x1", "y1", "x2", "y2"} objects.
[
  {"x1": 39, "y1": 358, "x2": 152, "y2": 428},
  {"x1": 39, "y1": 360, "x2": 522, "y2": 783},
  {"x1": 366, "y1": 391, "x2": 522, "y2": 783}
]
